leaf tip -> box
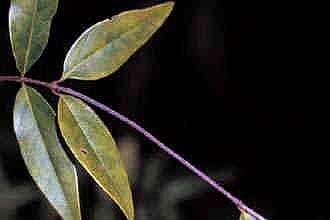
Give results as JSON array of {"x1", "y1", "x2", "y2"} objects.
[
  {"x1": 167, "y1": 1, "x2": 176, "y2": 8},
  {"x1": 151, "y1": 1, "x2": 175, "y2": 23},
  {"x1": 160, "y1": 1, "x2": 175, "y2": 11}
]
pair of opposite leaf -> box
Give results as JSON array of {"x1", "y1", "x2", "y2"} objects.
[{"x1": 9, "y1": 0, "x2": 175, "y2": 220}]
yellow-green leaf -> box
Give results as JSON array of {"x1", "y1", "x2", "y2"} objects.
[
  {"x1": 13, "y1": 85, "x2": 81, "y2": 220},
  {"x1": 9, "y1": 0, "x2": 58, "y2": 74},
  {"x1": 240, "y1": 211, "x2": 257, "y2": 220},
  {"x1": 58, "y1": 95, "x2": 134, "y2": 220},
  {"x1": 62, "y1": 1, "x2": 174, "y2": 81}
]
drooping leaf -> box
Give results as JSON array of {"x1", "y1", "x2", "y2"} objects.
[
  {"x1": 57, "y1": 95, "x2": 134, "y2": 220},
  {"x1": 62, "y1": 1, "x2": 174, "y2": 81},
  {"x1": 9, "y1": 0, "x2": 59, "y2": 74},
  {"x1": 240, "y1": 211, "x2": 257, "y2": 220},
  {"x1": 13, "y1": 85, "x2": 81, "y2": 220}
]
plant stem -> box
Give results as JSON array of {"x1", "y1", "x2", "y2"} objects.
[{"x1": 0, "y1": 75, "x2": 267, "y2": 220}]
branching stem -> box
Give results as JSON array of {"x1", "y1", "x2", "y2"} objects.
[{"x1": 0, "y1": 75, "x2": 267, "y2": 220}]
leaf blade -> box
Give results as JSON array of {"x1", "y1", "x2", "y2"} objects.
[
  {"x1": 13, "y1": 85, "x2": 81, "y2": 220},
  {"x1": 58, "y1": 95, "x2": 134, "y2": 220},
  {"x1": 9, "y1": 0, "x2": 58, "y2": 74},
  {"x1": 62, "y1": 1, "x2": 174, "y2": 80}
]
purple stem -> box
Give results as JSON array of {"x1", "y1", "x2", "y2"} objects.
[{"x1": 0, "y1": 75, "x2": 267, "y2": 220}]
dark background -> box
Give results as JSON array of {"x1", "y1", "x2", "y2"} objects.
[{"x1": 0, "y1": 0, "x2": 325, "y2": 219}]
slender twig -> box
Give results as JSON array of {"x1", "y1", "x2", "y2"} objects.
[{"x1": 0, "y1": 75, "x2": 267, "y2": 220}]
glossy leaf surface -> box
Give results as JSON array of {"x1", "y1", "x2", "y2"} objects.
[
  {"x1": 240, "y1": 212, "x2": 257, "y2": 220},
  {"x1": 13, "y1": 85, "x2": 81, "y2": 220},
  {"x1": 58, "y1": 95, "x2": 134, "y2": 220},
  {"x1": 9, "y1": 0, "x2": 58, "y2": 74},
  {"x1": 62, "y1": 1, "x2": 174, "y2": 80}
]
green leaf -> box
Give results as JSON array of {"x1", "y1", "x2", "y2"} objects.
[
  {"x1": 240, "y1": 211, "x2": 257, "y2": 220},
  {"x1": 57, "y1": 95, "x2": 134, "y2": 220},
  {"x1": 62, "y1": 1, "x2": 174, "y2": 81},
  {"x1": 9, "y1": 0, "x2": 59, "y2": 74},
  {"x1": 13, "y1": 85, "x2": 81, "y2": 220}
]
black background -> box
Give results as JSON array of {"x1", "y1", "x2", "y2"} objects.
[{"x1": 0, "y1": 0, "x2": 326, "y2": 219}]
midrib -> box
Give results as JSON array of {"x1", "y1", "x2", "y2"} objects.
[{"x1": 24, "y1": 0, "x2": 38, "y2": 73}]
